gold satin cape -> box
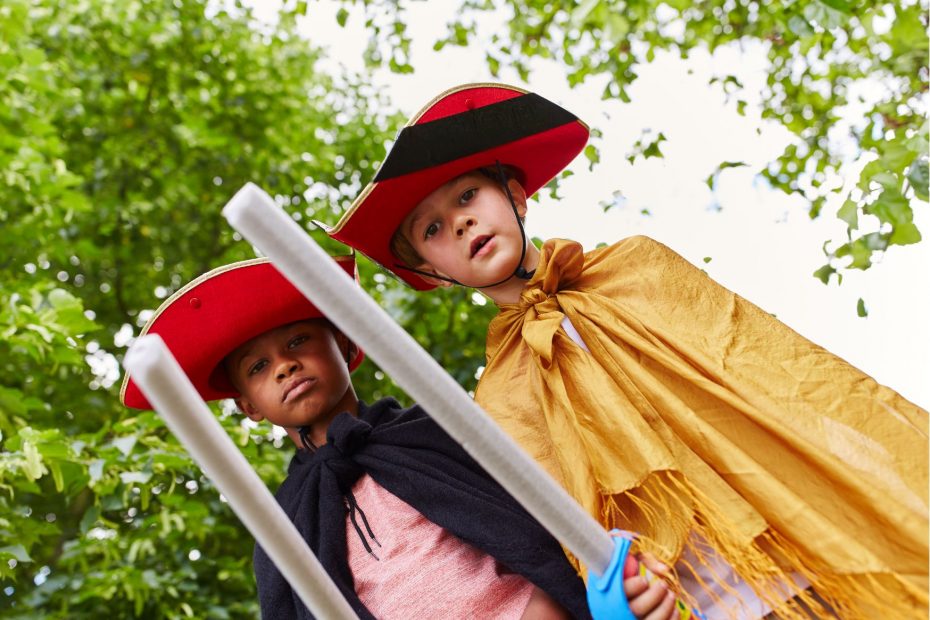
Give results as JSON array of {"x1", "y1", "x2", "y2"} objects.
[{"x1": 474, "y1": 237, "x2": 928, "y2": 619}]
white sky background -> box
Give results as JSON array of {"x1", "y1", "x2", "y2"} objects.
[{"x1": 250, "y1": 0, "x2": 929, "y2": 409}]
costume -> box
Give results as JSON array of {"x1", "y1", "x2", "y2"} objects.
[
  {"x1": 253, "y1": 397, "x2": 591, "y2": 620},
  {"x1": 473, "y1": 236, "x2": 929, "y2": 619},
  {"x1": 323, "y1": 81, "x2": 928, "y2": 617}
]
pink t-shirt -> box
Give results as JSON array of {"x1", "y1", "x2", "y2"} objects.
[{"x1": 346, "y1": 474, "x2": 536, "y2": 619}]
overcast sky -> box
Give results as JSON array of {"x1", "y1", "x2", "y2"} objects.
[{"x1": 247, "y1": 0, "x2": 929, "y2": 409}]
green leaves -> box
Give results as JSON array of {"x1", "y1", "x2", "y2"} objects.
[
  {"x1": 889, "y1": 222, "x2": 922, "y2": 246},
  {"x1": 817, "y1": 0, "x2": 852, "y2": 14},
  {"x1": 45, "y1": 289, "x2": 99, "y2": 335},
  {"x1": 867, "y1": 188, "x2": 910, "y2": 228},
  {"x1": 787, "y1": 15, "x2": 815, "y2": 37},
  {"x1": 880, "y1": 141, "x2": 918, "y2": 172},
  {"x1": 836, "y1": 199, "x2": 858, "y2": 230},
  {"x1": 907, "y1": 159, "x2": 929, "y2": 201},
  {"x1": 584, "y1": 144, "x2": 600, "y2": 171},
  {"x1": 626, "y1": 131, "x2": 667, "y2": 165},
  {"x1": 887, "y1": 5, "x2": 928, "y2": 57},
  {"x1": 815, "y1": 100, "x2": 927, "y2": 278},
  {"x1": 111, "y1": 435, "x2": 138, "y2": 458},
  {"x1": 0, "y1": 545, "x2": 31, "y2": 564},
  {"x1": 801, "y1": 1, "x2": 850, "y2": 30},
  {"x1": 0, "y1": 1, "x2": 403, "y2": 616},
  {"x1": 813, "y1": 263, "x2": 838, "y2": 285},
  {"x1": 705, "y1": 161, "x2": 748, "y2": 191}
]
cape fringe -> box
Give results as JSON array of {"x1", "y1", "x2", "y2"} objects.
[{"x1": 565, "y1": 471, "x2": 927, "y2": 619}]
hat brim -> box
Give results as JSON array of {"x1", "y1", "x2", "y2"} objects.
[
  {"x1": 121, "y1": 256, "x2": 363, "y2": 410},
  {"x1": 327, "y1": 84, "x2": 588, "y2": 290}
]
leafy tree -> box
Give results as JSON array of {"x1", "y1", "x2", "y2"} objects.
[
  {"x1": 334, "y1": 0, "x2": 929, "y2": 284},
  {"x1": 0, "y1": 0, "x2": 488, "y2": 617}
]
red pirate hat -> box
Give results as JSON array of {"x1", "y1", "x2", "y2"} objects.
[
  {"x1": 120, "y1": 256, "x2": 363, "y2": 409},
  {"x1": 322, "y1": 83, "x2": 589, "y2": 290}
]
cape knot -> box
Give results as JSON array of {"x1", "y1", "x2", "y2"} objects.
[
  {"x1": 327, "y1": 412, "x2": 372, "y2": 453},
  {"x1": 521, "y1": 287, "x2": 552, "y2": 308},
  {"x1": 513, "y1": 240, "x2": 588, "y2": 365},
  {"x1": 523, "y1": 239, "x2": 585, "y2": 303},
  {"x1": 519, "y1": 287, "x2": 565, "y2": 366},
  {"x1": 318, "y1": 413, "x2": 371, "y2": 486}
]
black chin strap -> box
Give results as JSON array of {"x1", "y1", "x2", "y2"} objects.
[
  {"x1": 395, "y1": 160, "x2": 536, "y2": 289},
  {"x1": 298, "y1": 426, "x2": 317, "y2": 453}
]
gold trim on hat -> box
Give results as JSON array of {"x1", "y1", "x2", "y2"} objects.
[{"x1": 406, "y1": 82, "x2": 528, "y2": 125}]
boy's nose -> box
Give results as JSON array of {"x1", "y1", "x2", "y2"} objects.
[
  {"x1": 275, "y1": 360, "x2": 300, "y2": 381},
  {"x1": 455, "y1": 216, "x2": 476, "y2": 237}
]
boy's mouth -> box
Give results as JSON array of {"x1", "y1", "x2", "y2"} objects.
[
  {"x1": 282, "y1": 377, "x2": 315, "y2": 403},
  {"x1": 470, "y1": 235, "x2": 493, "y2": 258}
]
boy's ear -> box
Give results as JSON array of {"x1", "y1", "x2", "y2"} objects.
[
  {"x1": 332, "y1": 329, "x2": 359, "y2": 365},
  {"x1": 413, "y1": 263, "x2": 454, "y2": 288},
  {"x1": 236, "y1": 398, "x2": 265, "y2": 422},
  {"x1": 507, "y1": 179, "x2": 528, "y2": 218},
  {"x1": 346, "y1": 341, "x2": 359, "y2": 364}
]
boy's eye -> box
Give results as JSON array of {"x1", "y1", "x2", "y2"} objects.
[
  {"x1": 288, "y1": 335, "x2": 309, "y2": 349},
  {"x1": 424, "y1": 222, "x2": 439, "y2": 239},
  {"x1": 247, "y1": 359, "x2": 268, "y2": 376},
  {"x1": 459, "y1": 188, "x2": 477, "y2": 204}
]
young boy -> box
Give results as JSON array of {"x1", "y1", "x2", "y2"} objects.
[
  {"x1": 323, "y1": 83, "x2": 929, "y2": 619},
  {"x1": 120, "y1": 256, "x2": 678, "y2": 620}
]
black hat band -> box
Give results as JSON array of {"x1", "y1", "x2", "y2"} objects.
[{"x1": 374, "y1": 92, "x2": 579, "y2": 182}]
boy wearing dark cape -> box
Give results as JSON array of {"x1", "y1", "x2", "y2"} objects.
[{"x1": 121, "y1": 256, "x2": 677, "y2": 619}]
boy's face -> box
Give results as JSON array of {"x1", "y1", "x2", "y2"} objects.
[
  {"x1": 225, "y1": 320, "x2": 356, "y2": 438},
  {"x1": 400, "y1": 171, "x2": 528, "y2": 288}
]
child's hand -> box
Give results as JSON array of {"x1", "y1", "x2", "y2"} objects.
[
  {"x1": 622, "y1": 553, "x2": 678, "y2": 620},
  {"x1": 587, "y1": 531, "x2": 699, "y2": 620}
]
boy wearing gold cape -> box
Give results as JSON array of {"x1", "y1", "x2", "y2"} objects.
[{"x1": 321, "y1": 83, "x2": 929, "y2": 619}]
